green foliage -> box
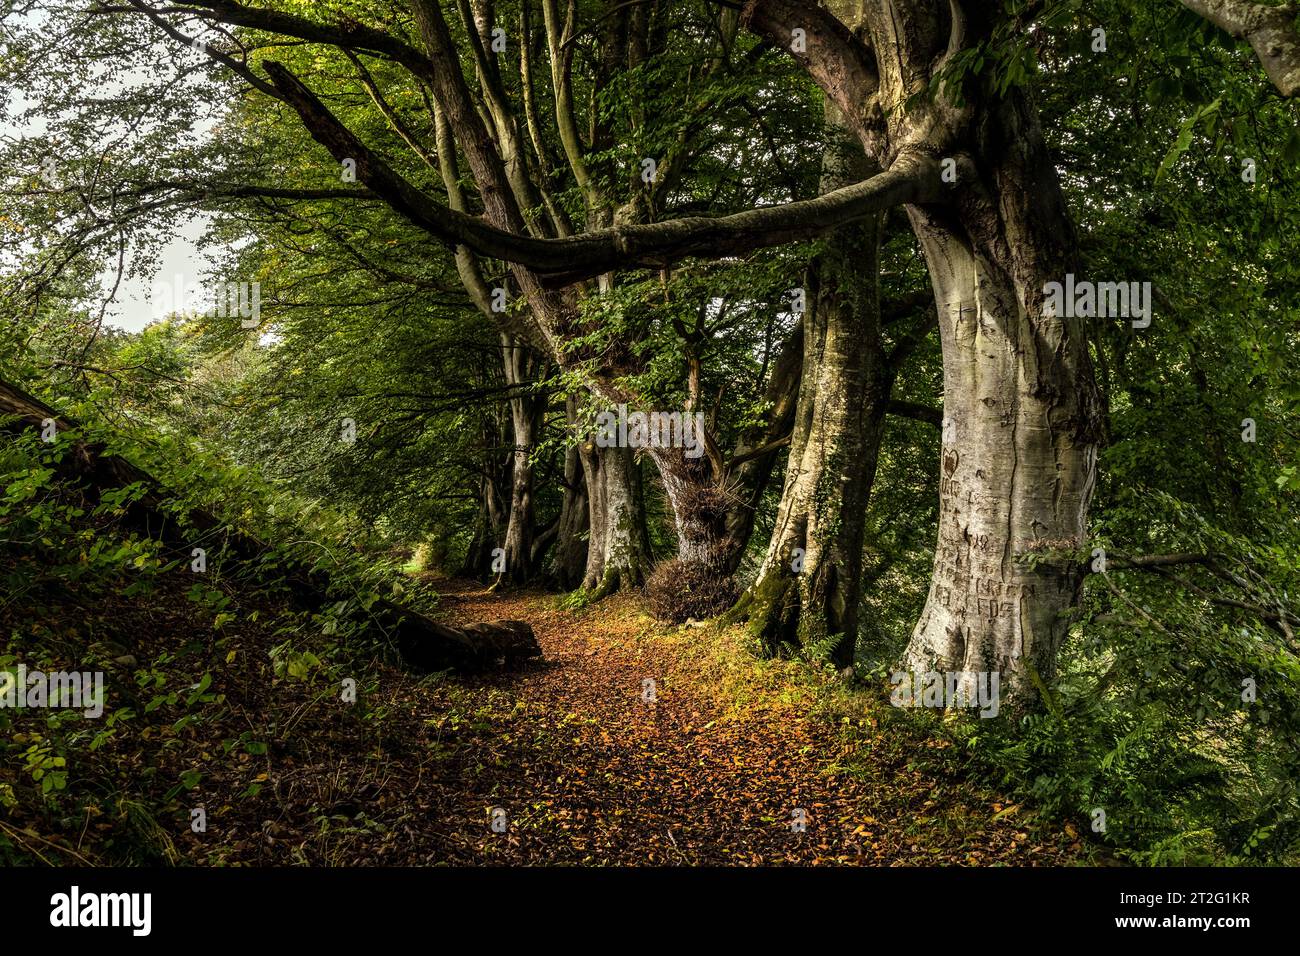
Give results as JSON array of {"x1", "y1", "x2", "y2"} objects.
[
  {"x1": 849, "y1": 0, "x2": 1300, "y2": 865},
  {"x1": 0, "y1": 378, "x2": 441, "y2": 863}
]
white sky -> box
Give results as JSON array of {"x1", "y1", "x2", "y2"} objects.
[
  {"x1": 104, "y1": 217, "x2": 215, "y2": 332},
  {"x1": 3, "y1": 7, "x2": 220, "y2": 334}
]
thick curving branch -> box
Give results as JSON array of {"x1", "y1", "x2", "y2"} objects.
[
  {"x1": 1179, "y1": 0, "x2": 1300, "y2": 96},
  {"x1": 740, "y1": 0, "x2": 880, "y2": 122},
  {"x1": 100, "y1": 0, "x2": 442, "y2": 81},
  {"x1": 261, "y1": 60, "x2": 940, "y2": 287}
]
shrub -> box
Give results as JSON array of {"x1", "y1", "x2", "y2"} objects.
[{"x1": 644, "y1": 559, "x2": 738, "y2": 624}]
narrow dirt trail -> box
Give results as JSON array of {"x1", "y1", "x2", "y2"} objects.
[
  {"x1": 408, "y1": 581, "x2": 1084, "y2": 866},
  {"x1": 10, "y1": 571, "x2": 1088, "y2": 866}
]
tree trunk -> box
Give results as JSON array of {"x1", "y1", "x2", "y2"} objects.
[
  {"x1": 648, "y1": 328, "x2": 806, "y2": 587},
  {"x1": 730, "y1": 224, "x2": 889, "y2": 667},
  {"x1": 727, "y1": 101, "x2": 895, "y2": 668},
  {"x1": 545, "y1": 394, "x2": 590, "y2": 588},
  {"x1": 720, "y1": 323, "x2": 804, "y2": 575},
  {"x1": 652, "y1": 445, "x2": 736, "y2": 573},
  {"x1": 898, "y1": 95, "x2": 1103, "y2": 706},
  {"x1": 578, "y1": 439, "x2": 650, "y2": 596},
  {"x1": 500, "y1": 333, "x2": 545, "y2": 584}
]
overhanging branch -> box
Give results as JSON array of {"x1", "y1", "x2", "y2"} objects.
[
  {"x1": 887, "y1": 399, "x2": 942, "y2": 427},
  {"x1": 1178, "y1": 0, "x2": 1300, "y2": 96},
  {"x1": 261, "y1": 60, "x2": 941, "y2": 288}
]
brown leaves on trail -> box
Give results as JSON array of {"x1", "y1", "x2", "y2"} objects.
[
  {"x1": 4, "y1": 577, "x2": 1085, "y2": 866},
  {"x1": 413, "y1": 583, "x2": 1083, "y2": 866}
]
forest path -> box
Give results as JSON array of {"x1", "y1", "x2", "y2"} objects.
[
  {"x1": 6, "y1": 571, "x2": 1089, "y2": 866},
  {"x1": 407, "y1": 580, "x2": 1085, "y2": 865}
]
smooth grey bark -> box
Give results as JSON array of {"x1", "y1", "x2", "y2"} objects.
[
  {"x1": 263, "y1": 59, "x2": 939, "y2": 285},
  {"x1": 545, "y1": 394, "x2": 590, "y2": 589},
  {"x1": 900, "y1": 198, "x2": 1100, "y2": 702},
  {"x1": 500, "y1": 333, "x2": 546, "y2": 584},
  {"x1": 578, "y1": 433, "x2": 650, "y2": 596},
  {"x1": 892, "y1": 88, "x2": 1103, "y2": 704}
]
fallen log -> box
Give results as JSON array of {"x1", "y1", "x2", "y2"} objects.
[
  {"x1": 0, "y1": 378, "x2": 540, "y2": 672},
  {"x1": 397, "y1": 619, "x2": 541, "y2": 673}
]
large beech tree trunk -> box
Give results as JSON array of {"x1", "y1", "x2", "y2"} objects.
[
  {"x1": 578, "y1": 438, "x2": 650, "y2": 595},
  {"x1": 896, "y1": 101, "x2": 1103, "y2": 705},
  {"x1": 731, "y1": 222, "x2": 888, "y2": 667},
  {"x1": 728, "y1": 107, "x2": 892, "y2": 668}
]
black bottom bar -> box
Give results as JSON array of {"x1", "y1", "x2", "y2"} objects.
[{"x1": 4, "y1": 865, "x2": 1286, "y2": 942}]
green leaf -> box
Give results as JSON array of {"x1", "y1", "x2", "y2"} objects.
[
  {"x1": 1155, "y1": 100, "x2": 1220, "y2": 185},
  {"x1": 185, "y1": 671, "x2": 213, "y2": 706}
]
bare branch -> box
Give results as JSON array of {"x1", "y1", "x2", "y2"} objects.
[{"x1": 887, "y1": 399, "x2": 942, "y2": 427}]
